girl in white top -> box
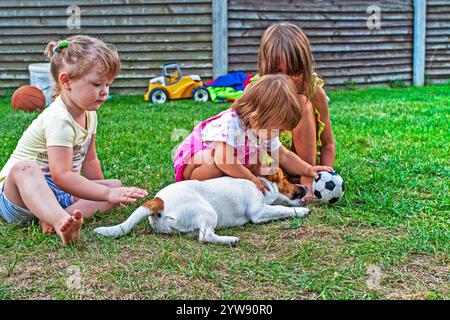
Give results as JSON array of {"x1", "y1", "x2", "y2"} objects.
[
  {"x1": 0, "y1": 35, "x2": 147, "y2": 245},
  {"x1": 174, "y1": 74, "x2": 332, "y2": 193}
]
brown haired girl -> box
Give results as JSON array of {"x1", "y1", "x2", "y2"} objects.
[
  {"x1": 257, "y1": 22, "x2": 337, "y2": 202},
  {"x1": 173, "y1": 74, "x2": 332, "y2": 193}
]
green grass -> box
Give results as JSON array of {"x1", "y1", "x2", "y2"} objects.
[{"x1": 0, "y1": 85, "x2": 449, "y2": 300}]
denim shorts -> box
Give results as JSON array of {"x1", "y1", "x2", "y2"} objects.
[{"x1": 0, "y1": 176, "x2": 74, "y2": 226}]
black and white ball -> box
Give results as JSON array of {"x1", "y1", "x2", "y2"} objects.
[{"x1": 313, "y1": 171, "x2": 345, "y2": 204}]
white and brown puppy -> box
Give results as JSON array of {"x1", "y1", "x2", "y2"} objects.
[{"x1": 94, "y1": 168, "x2": 308, "y2": 245}]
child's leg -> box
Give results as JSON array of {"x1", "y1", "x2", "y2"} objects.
[
  {"x1": 190, "y1": 164, "x2": 223, "y2": 181},
  {"x1": 64, "y1": 179, "x2": 123, "y2": 218},
  {"x1": 3, "y1": 160, "x2": 83, "y2": 244},
  {"x1": 183, "y1": 149, "x2": 224, "y2": 181}
]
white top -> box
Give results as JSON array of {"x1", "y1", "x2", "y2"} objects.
[{"x1": 201, "y1": 108, "x2": 281, "y2": 165}]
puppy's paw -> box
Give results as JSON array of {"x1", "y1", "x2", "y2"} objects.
[
  {"x1": 293, "y1": 207, "x2": 309, "y2": 218},
  {"x1": 226, "y1": 236, "x2": 240, "y2": 246},
  {"x1": 93, "y1": 227, "x2": 108, "y2": 236}
]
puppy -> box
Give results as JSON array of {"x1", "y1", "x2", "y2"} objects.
[{"x1": 94, "y1": 168, "x2": 308, "y2": 245}]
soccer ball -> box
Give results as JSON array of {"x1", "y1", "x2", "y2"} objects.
[{"x1": 312, "y1": 171, "x2": 345, "y2": 204}]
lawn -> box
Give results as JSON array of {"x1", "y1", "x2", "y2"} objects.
[{"x1": 0, "y1": 85, "x2": 448, "y2": 299}]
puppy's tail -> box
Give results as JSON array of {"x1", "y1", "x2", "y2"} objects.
[{"x1": 93, "y1": 197, "x2": 164, "y2": 238}]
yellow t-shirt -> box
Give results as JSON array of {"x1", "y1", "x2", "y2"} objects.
[{"x1": 0, "y1": 96, "x2": 97, "y2": 183}]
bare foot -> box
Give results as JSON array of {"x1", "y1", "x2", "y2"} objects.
[
  {"x1": 39, "y1": 220, "x2": 55, "y2": 234},
  {"x1": 58, "y1": 210, "x2": 84, "y2": 245}
]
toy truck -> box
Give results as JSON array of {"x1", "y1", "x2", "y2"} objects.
[{"x1": 144, "y1": 63, "x2": 209, "y2": 104}]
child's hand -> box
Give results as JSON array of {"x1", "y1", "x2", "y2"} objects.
[
  {"x1": 250, "y1": 176, "x2": 269, "y2": 194},
  {"x1": 306, "y1": 166, "x2": 334, "y2": 179},
  {"x1": 107, "y1": 187, "x2": 148, "y2": 205},
  {"x1": 302, "y1": 190, "x2": 315, "y2": 203}
]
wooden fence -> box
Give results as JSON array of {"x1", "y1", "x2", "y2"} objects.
[
  {"x1": 0, "y1": 0, "x2": 213, "y2": 95},
  {"x1": 0, "y1": 0, "x2": 448, "y2": 95},
  {"x1": 425, "y1": 0, "x2": 450, "y2": 84}
]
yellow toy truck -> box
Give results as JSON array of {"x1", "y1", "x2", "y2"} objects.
[{"x1": 144, "y1": 63, "x2": 209, "y2": 104}]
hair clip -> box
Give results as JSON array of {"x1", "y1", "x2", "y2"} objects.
[{"x1": 53, "y1": 40, "x2": 69, "y2": 54}]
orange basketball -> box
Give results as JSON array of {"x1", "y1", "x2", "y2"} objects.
[{"x1": 11, "y1": 85, "x2": 46, "y2": 112}]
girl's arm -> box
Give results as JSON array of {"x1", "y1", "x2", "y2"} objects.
[
  {"x1": 213, "y1": 142, "x2": 268, "y2": 192},
  {"x1": 293, "y1": 95, "x2": 317, "y2": 167},
  {"x1": 279, "y1": 145, "x2": 332, "y2": 179},
  {"x1": 47, "y1": 146, "x2": 147, "y2": 204},
  {"x1": 313, "y1": 86, "x2": 336, "y2": 167},
  {"x1": 81, "y1": 135, "x2": 104, "y2": 180},
  {"x1": 292, "y1": 96, "x2": 317, "y2": 200}
]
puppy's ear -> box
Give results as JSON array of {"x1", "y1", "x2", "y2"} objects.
[
  {"x1": 143, "y1": 197, "x2": 164, "y2": 218},
  {"x1": 266, "y1": 167, "x2": 283, "y2": 183},
  {"x1": 276, "y1": 168, "x2": 284, "y2": 180}
]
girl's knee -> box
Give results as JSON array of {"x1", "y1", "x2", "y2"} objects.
[
  {"x1": 11, "y1": 160, "x2": 40, "y2": 175},
  {"x1": 182, "y1": 164, "x2": 196, "y2": 180},
  {"x1": 191, "y1": 149, "x2": 215, "y2": 165}
]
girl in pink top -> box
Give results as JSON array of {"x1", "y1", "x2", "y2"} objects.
[{"x1": 173, "y1": 74, "x2": 332, "y2": 193}]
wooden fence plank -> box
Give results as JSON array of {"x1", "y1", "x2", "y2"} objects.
[{"x1": 0, "y1": 0, "x2": 213, "y2": 95}]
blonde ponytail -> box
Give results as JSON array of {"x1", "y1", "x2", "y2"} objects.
[{"x1": 44, "y1": 35, "x2": 121, "y2": 100}]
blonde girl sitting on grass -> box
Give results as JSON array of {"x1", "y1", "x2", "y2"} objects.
[
  {"x1": 0, "y1": 35, "x2": 147, "y2": 245},
  {"x1": 173, "y1": 74, "x2": 332, "y2": 192}
]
